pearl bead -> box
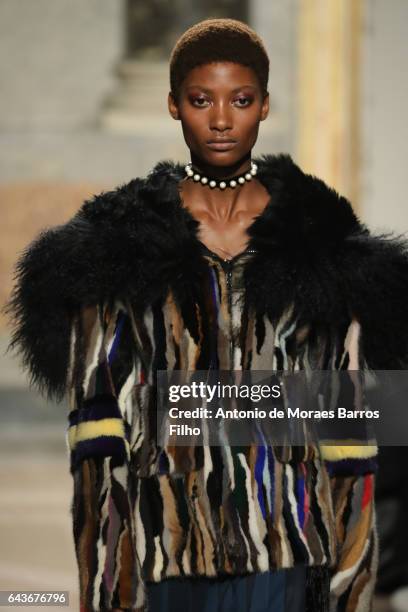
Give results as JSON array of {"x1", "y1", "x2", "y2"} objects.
[
  {"x1": 238, "y1": 177, "x2": 245, "y2": 184},
  {"x1": 245, "y1": 173, "x2": 252, "y2": 180},
  {"x1": 250, "y1": 167, "x2": 257, "y2": 176},
  {"x1": 193, "y1": 174, "x2": 200, "y2": 181},
  {"x1": 209, "y1": 180, "x2": 216, "y2": 188},
  {"x1": 200, "y1": 176, "x2": 208, "y2": 184},
  {"x1": 187, "y1": 169, "x2": 194, "y2": 177},
  {"x1": 219, "y1": 181, "x2": 226, "y2": 189},
  {"x1": 229, "y1": 180, "x2": 237, "y2": 188}
]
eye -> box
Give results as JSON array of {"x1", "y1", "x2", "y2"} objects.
[
  {"x1": 234, "y1": 96, "x2": 252, "y2": 107},
  {"x1": 191, "y1": 96, "x2": 210, "y2": 108}
]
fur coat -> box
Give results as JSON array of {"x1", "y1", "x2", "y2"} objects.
[{"x1": 5, "y1": 153, "x2": 408, "y2": 611}]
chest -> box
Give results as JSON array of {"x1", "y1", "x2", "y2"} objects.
[{"x1": 194, "y1": 210, "x2": 259, "y2": 260}]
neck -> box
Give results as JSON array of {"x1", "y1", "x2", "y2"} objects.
[{"x1": 179, "y1": 151, "x2": 257, "y2": 219}]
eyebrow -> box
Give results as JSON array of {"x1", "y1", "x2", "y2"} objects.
[{"x1": 185, "y1": 85, "x2": 257, "y2": 93}]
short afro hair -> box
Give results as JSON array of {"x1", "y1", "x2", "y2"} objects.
[{"x1": 169, "y1": 18, "x2": 269, "y2": 103}]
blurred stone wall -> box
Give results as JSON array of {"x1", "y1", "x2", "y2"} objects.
[
  {"x1": 0, "y1": 0, "x2": 122, "y2": 131},
  {"x1": 360, "y1": 0, "x2": 408, "y2": 234}
]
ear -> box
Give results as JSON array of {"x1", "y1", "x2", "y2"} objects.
[
  {"x1": 168, "y1": 91, "x2": 180, "y2": 120},
  {"x1": 260, "y1": 92, "x2": 269, "y2": 121}
]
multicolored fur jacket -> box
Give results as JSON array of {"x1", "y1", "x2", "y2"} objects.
[{"x1": 5, "y1": 154, "x2": 408, "y2": 611}]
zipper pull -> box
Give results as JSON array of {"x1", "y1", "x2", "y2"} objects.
[{"x1": 225, "y1": 259, "x2": 233, "y2": 290}]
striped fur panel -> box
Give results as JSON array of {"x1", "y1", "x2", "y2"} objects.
[
  {"x1": 328, "y1": 473, "x2": 378, "y2": 608},
  {"x1": 67, "y1": 300, "x2": 136, "y2": 472},
  {"x1": 71, "y1": 455, "x2": 146, "y2": 611},
  {"x1": 133, "y1": 449, "x2": 337, "y2": 582},
  {"x1": 119, "y1": 255, "x2": 380, "y2": 478},
  {"x1": 67, "y1": 301, "x2": 148, "y2": 610},
  {"x1": 319, "y1": 318, "x2": 379, "y2": 478}
]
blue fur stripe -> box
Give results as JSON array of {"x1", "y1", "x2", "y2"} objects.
[{"x1": 325, "y1": 457, "x2": 378, "y2": 477}]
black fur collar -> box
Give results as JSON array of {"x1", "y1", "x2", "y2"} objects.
[
  {"x1": 5, "y1": 153, "x2": 408, "y2": 400},
  {"x1": 76, "y1": 153, "x2": 363, "y2": 309}
]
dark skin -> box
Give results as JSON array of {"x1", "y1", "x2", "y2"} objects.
[{"x1": 168, "y1": 61, "x2": 270, "y2": 260}]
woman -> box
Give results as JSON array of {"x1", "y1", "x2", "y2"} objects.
[{"x1": 5, "y1": 17, "x2": 408, "y2": 612}]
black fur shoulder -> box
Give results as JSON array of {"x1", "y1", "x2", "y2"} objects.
[{"x1": 2, "y1": 166, "x2": 200, "y2": 401}]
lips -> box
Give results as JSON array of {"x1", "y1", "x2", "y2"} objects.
[{"x1": 207, "y1": 141, "x2": 237, "y2": 151}]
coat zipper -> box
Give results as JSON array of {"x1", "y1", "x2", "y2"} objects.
[
  {"x1": 224, "y1": 259, "x2": 234, "y2": 368},
  {"x1": 222, "y1": 250, "x2": 255, "y2": 369}
]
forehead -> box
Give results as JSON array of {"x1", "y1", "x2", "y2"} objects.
[{"x1": 182, "y1": 61, "x2": 259, "y2": 89}]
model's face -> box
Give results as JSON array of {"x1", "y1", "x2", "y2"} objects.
[{"x1": 168, "y1": 62, "x2": 269, "y2": 168}]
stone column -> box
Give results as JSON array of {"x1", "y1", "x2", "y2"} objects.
[{"x1": 296, "y1": 0, "x2": 363, "y2": 208}]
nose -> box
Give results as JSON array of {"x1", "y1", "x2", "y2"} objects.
[{"x1": 209, "y1": 100, "x2": 232, "y2": 131}]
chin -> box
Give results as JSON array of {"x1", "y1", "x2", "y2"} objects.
[{"x1": 198, "y1": 150, "x2": 248, "y2": 167}]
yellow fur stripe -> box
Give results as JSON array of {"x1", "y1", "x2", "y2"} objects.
[
  {"x1": 67, "y1": 426, "x2": 77, "y2": 450},
  {"x1": 319, "y1": 443, "x2": 378, "y2": 461},
  {"x1": 68, "y1": 418, "x2": 125, "y2": 449}
]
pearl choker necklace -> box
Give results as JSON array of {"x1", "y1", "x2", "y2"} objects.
[{"x1": 184, "y1": 160, "x2": 258, "y2": 189}]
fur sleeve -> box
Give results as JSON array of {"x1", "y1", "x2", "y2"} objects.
[
  {"x1": 342, "y1": 230, "x2": 408, "y2": 370},
  {"x1": 3, "y1": 178, "x2": 151, "y2": 402},
  {"x1": 4, "y1": 215, "x2": 88, "y2": 401}
]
